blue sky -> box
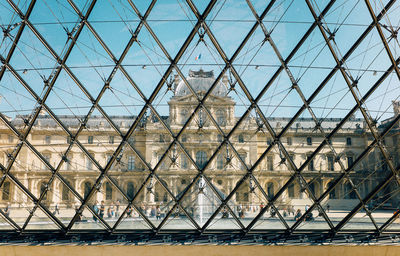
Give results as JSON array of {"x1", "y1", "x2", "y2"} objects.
[{"x1": 0, "y1": 0, "x2": 399, "y2": 125}]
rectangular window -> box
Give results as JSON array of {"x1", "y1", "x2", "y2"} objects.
[
  {"x1": 65, "y1": 157, "x2": 72, "y2": 170},
  {"x1": 62, "y1": 183, "x2": 69, "y2": 201},
  {"x1": 239, "y1": 153, "x2": 246, "y2": 170},
  {"x1": 181, "y1": 154, "x2": 188, "y2": 169},
  {"x1": 67, "y1": 136, "x2": 71, "y2": 144},
  {"x1": 8, "y1": 135, "x2": 13, "y2": 143},
  {"x1": 128, "y1": 155, "x2": 135, "y2": 171},
  {"x1": 88, "y1": 136, "x2": 94, "y2": 144},
  {"x1": 45, "y1": 135, "x2": 51, "y2": 145},
  {"x1": 346, "y1": 137, "x2": 352, "y2": 146},
  {"x1": 267, "y1": 155, "x2": 273, "y2": 171},
  {"x1": 287, "y1": 137, "x2": 292, "y2": 145},
  {"x1": 109, "y1": 136, "x2": 114, "y2": 144},
  {"x1": 159, "y1": 155, "x2": 166, "y2": 170},
  {"x1": 86, "y1": 156, "x2": 93, "y2": 170},
  {"x1": 307, "y1": 155, "x2": 314, "y2": 171},
  {"x1": 2, "y1": 182, "x2": 10, "y2": 200},
  {"x1": 160, "y1": 134, "x2": 165, "y2": 142},
  {"x1": 327, "y1": 155, "x2": 334, "y2": 171},
  {"x1": 238, "y1": 134, "x2": 244, "y2": 143},
  {"x1": 288, "y1": 183, "x2": 295, "y2": 198},
  {"x1": 306, "y1": 137, "x2": 312, "y2": 145},
  {"x1": 181, "y1": 135, "x2": 187, "y2": 142},
  {"x1": 347, "y1": 156, "x2": 354, "y2": 168},
  {"x1": 43, "y1": 153, "x2": 51, "y2": 169}
]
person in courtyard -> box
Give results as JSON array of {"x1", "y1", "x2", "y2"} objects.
[
  {"x1": 75, "y1": 205, "x2": 82, "y2": 222},
  {"x1": 294, "y1": 209, "x2": 302, "y2": 221},
  {"x1": 115, "y1": 200, "x2": 120, "y2": 218},
  {"x1": 270, "y1": 208, "x2": 276, "y2": 218},
  {"x1": 156, "y1": 205, "x2": 161, "y2": 220},
  {"x1": 305, "y1": 212, "x2": 314, "y2": 221},
  {"x1": 99, "y1": 200, "x2": 105, "y2": 219},
  {"x1": 126, "y1": 206, "x2": 132, "y2": 218},
  {"x1": 93, "y1": 201, "x2": 99, "y2": 222},
  {"x1": 283, "y1": 209, "x2": 288, "y2": 217},
  {"x1": 289, "y1": 205, "x2": 295, "y2": 216},
  {"x1": 221, "y1": 206, "x2": 229, "y2": 218},
  {"x1": 53, "y1": 204, "x2": 60, "y2": 215}
]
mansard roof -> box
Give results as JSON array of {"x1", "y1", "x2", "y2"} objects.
[{"x1": 174, "y1": 69, "x2": 228, "y2": 97}]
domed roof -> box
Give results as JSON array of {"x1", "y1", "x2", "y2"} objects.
[{"x1": 174, "y1": 69, "x2": 228, "y2": 97}]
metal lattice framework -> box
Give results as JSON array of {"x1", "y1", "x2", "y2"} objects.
[{"x1": 0, "y1": 0, "x2": 400, "y2": 244}]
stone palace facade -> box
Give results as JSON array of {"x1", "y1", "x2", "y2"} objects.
[{"x1": 0, "y1": 69, "x2": 399, "y2": 214}]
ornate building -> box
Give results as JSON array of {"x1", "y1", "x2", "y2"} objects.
[{"x1": 0, "y1": 69, "x2": 398, "y2": 225}]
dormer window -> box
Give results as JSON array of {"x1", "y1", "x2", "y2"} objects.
[
  {"x1": 180, "y1": 109, "x2": 189, "y2": 124},
  {"x1": 216, "y1": 109, "x2": 226, "y2": 126},
  {"x1": 238, "y1": 134, "x2": 244, "y2": 143}
]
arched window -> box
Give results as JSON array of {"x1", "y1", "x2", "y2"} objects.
[
  {"x1": 180, "y1": 109, "x2": 189, "y2": 124},
  {"x1": 105, "y1": 182, "x2": 112, "y2": 200},
  {"x1": 217, "y1": 154, "x2": 224, "y2": 170},
  {"x1": 127, "y1": 182, "x2": 135, "y2": 200},
  {"x1": 216, "y1": 109, "x2": 226, "y2": 126},
  {"x1": 84, "y1": 181, "x2": 92, "y2": 199},
  {"x1": 2, "y1": 181, "x2": 10, "y2": 200},
  {"x1": 267, "y1": 182, "x2": 274, "y2": 197},
  {"x1": 196, "y1": 151, "x2": 207, "y2": 169}
]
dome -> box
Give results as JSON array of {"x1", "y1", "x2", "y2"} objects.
[{"x1": 174, "y1": 69, "x2": 228, "y2": 97}]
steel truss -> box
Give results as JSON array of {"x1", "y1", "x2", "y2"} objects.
[{"x1": 0, "y1": 0, "x2": 399, "y2": 244}]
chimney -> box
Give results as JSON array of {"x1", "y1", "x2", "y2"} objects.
[
  {"x1": 222, "y1": 73, "x2": 229, "y2": 86},
  {"x1": 393, "y1": 100, "x2": 400, "y2": 116},
  {"x1": 173, "y1": 74, "x2": 180, "y2": 93}
]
